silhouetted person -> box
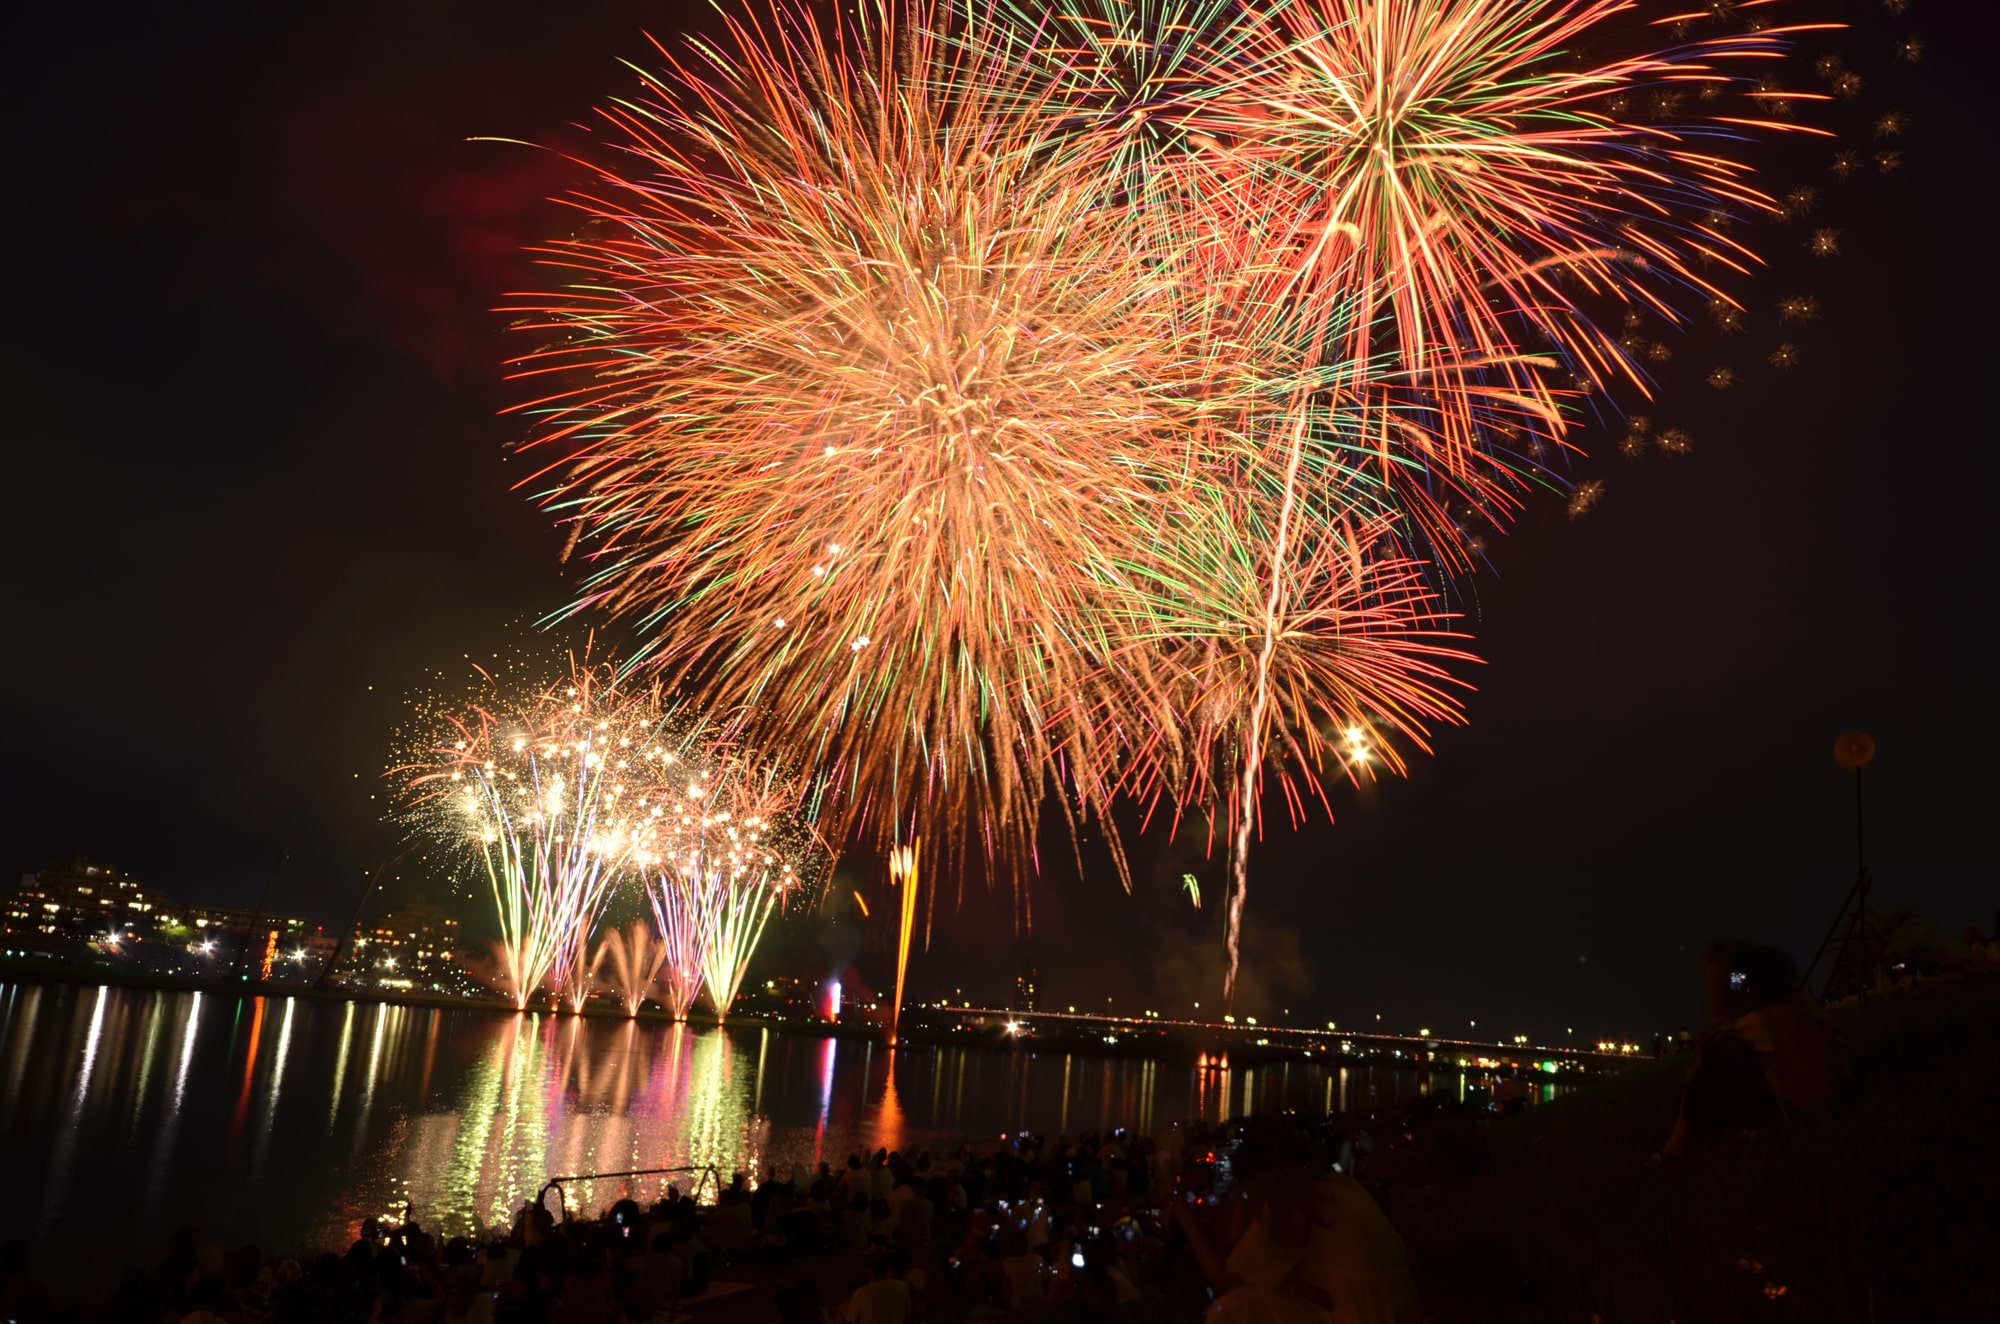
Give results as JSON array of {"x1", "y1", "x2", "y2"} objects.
[{"x1": 1658, "y1": 940, "x2": 1841, "y2": 1161}]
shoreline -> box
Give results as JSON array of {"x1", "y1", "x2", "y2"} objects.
[{"x1": 0, "y1": 962, "x2": 1613, "y2": 1078}]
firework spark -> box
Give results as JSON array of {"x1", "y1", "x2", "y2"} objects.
[
  {"x1": 647, "y1": 868, "x2": 708, "y2": 1021},
  {"x1": 1170, "y1": 0, "x2": 1828, "y2": 476}
]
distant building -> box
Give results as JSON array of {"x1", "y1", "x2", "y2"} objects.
[
  {"x1": 1013, "y1": 963, "x2": 1039, "y2": 1012},
  {"x1": 354, "y1": 897, "x2": 463, "y2": 986},
  {"x1": 1, "y1": 858, "x2": 307, "y2": 977},
  {"x1": 5, "y1": 858, "x2": 173, "y2": 947}
]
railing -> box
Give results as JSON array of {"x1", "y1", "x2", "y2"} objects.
[{"x1": 536, "y1": 1164, "x2": 721, "y2": 1220}]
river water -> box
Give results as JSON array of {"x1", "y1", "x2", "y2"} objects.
[{"x1": 1, "y1": 982, "x2": 1548, "y2": 1286}]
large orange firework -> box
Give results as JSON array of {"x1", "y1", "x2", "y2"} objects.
[{"x1": 513, "y1": 0, "x2": 1236, "y2": 881}]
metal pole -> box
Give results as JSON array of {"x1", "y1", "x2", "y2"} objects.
[
  {"x1": 318, "y1": 855, "x2": 399, "y2": 989},
  {"x1": 232, "y1": 846, "x2": 290, "y2": 979},
  {"x1": 1854, "y1": 765, "x2": 1865, "y2": 877}
]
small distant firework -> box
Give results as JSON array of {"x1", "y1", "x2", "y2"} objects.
[
  {"x1": 558, "y1": 945, "x2": 595, "y2": 1013},
  {"x1": 1810, "y1": 228, "x2": 1842, "y2": 258},
  {"x1": 1768, "y1": 342, "x2": 1801, "y2": 370},
  {"x1": 1780, "y1": 186, "x2": 1818, "y2": 222},
  {"x1": 1874, "y1": 149, "x2": 1902, "y2": 173},
  {"x1": 394, "y1": 659, "x2": 673, "y2": 1011},
  {"x1": 1874, "y1": 111, "x2": 1909, "y2": 138},
  {"x1": 698, "y1": 868, "x2": 785, "y2": 1022},
  {"x1": 1711, "y1": 300, "x2": 1746, "y2": 334},
  {"x1": 633, "y1": 737, "x2": 816, "y2": 1022},
  {"x1": 1656, "y1": 428, "x2": 1696, "y2": 456},
  {"x1": 1706, "y1": 366, "x2": 1739, "y2": 390},
  {"x1": 1832, "y1": 151, "x2": 1863, "y2": 180},
  {"x1": 1567, "y1": 481, "x2": 1606, "y2": 520},
  {"x1": 1894, "y1": 36, "x2": 1924, "y2": 63}
]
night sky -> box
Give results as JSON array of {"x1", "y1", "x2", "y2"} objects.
[{"x1": 7, "y1": 0, "x2": 1992, "y2": 1043}]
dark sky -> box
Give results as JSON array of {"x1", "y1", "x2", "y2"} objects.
[{"x1": 6, "y1": 0, "x2": 1991, "y2": 1043}]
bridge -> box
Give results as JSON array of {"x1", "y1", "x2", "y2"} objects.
[{"x1": 902, "y1": 1004, "x2": 1645, "y2": 1071}]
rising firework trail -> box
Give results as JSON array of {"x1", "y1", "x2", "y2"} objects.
[{"x1": 887, "y1": 840, "x2": 922, "y2": 1046}]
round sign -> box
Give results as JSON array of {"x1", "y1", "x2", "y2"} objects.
[{"x1": 1833, "y1": 730, "x2": 1876, "y2": 770}]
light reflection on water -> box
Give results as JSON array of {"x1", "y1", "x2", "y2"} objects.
[{"x1": 1, "y1": 982, "x2": 1557, "y2": 1285}]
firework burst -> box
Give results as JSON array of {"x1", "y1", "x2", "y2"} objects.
[
  {"x1": 631, "y1": 732, "x2": 817, "y2": 1020},
  {"x1": 396, "y1": 659, "x2": 674, "y2": 1010},
  {"x1": 1183, "y1": 0, "x2": 1830, "y2": 469},
  {"x1": 996, "y1": 0, "x2": 1831, "y2": 997},
  {"x1": 513, "y1": 0, "x2": 1240, "y2": 881}
]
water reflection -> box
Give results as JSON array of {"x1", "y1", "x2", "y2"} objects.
[
  {"x1": 40, "y1": 987, "x2": 109, "y2": 1229},
  {"x1": 1, "y1": 983, "x2": 1567, "y2": 1284},
  {"x1": 250, "y1": 998, "x2": 298, "y2": 1183}
]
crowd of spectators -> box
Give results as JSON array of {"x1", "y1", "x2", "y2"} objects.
[{"x1": 4, "y1": 1110, "x2": 1465, "y2": 1324}]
